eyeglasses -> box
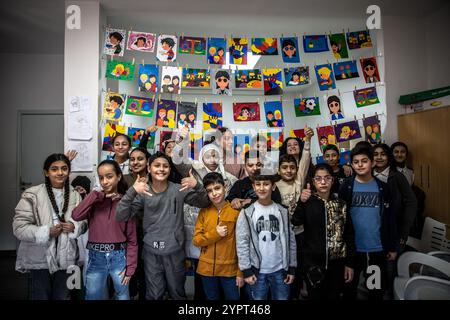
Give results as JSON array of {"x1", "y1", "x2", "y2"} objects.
[
  {"x1": 313, "y1": 176, "x2": 333, "y2": 183},
  {"x1": 364, "y1": 66, "x2": 375, "y2": 71},
  {"x1": 284, "y1": 46, "x2": 295, "y2": 51},
  {"x1": 217, "y1": 78, "x2": 228, "y2": 83}
]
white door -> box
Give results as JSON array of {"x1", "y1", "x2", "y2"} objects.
[{"x1": 18, "y1": 111, "x2": 64, "y2": 195}]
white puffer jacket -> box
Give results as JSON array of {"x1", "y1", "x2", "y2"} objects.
[{"x1": 13, "y1": 184, "x2": 87, "y2": 274}]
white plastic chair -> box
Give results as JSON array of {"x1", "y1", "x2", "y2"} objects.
[
  {"x1": 407, "y1": 217, "x2": 450, "y2": 253},
  {"x1": 394, "y1": 251, "x2": 450, "y2": 300},
  {"x1": 403, "y1": 276, "x2": 450, "y2": 300}
]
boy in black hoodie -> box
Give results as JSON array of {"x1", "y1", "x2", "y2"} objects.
[{"x1": 338, "y1": 144, "x2": 398, "y2": 300}]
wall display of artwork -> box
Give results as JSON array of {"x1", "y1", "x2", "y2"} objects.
[
  {"x1": 303, "y1": 35, "x2": 329, "y2": 53},
  {"x1": 314, "y1": 64, "x2": 336, "y2": 91},
  {"x1": 317, "y1": 125, "x2": 337, "y2": 154},
  {"x1": 160, "y1": 66, "x2": 182, "y2": 94},
  {"x1": 229, "y1": 38, "x2": 248, "y2": 65},
  {"x1": 127, "y1": 127, "x2": 155, "y2": 149},
  {"x1": 125, "y1": 96, "x2": 154, "y2": 117},
  {"x1": 211, "y1": 69, "x2": 232, "y2": 96},
  {"x1": 325, "y1": 93, "x2": 345, "y2": 121},
  {"x1": 179, "y1": 36, "x2": 206, "y2": 55},
  {"x1": 102, "y1": 122, "x2": 126, "y2": 151},
  {"x1": 332, "y1": 60, "x2": 359, "y2": 81},
  {"x1": 362, "y1": 115, "x2": 382, "y2": 144},
  {"x1": 126, "y1": 31, "x2": 156, "y2": 52},
  {"x1": 263, "y1": 68, "x2": 283, "y2": 95},
  {"x1": 360, "y1": 57, "x2": 380, "y2": 83},
  {"x1": 207, "y1": 38, "x2": 227, "y2": 65},
  {"x1": 177, "y1": 101, "x2": 197, "y2": 130},
  {"x1": 233, "y1": 102, "x2": 261, "y2": 122}
]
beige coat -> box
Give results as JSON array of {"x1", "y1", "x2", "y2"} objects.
[{"x1": 13, "y1": 184, "x2": 87, "y2": 274}]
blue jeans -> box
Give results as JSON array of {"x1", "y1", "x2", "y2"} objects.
[
  {"x1": 246, "y1": 269, "x2": 290, "y2": 300},
  {"x1": 201, "y1": 275, "x2": 239, "y2": 300},
  {"x1": 85, "y1": 249, "x2": 130, "y2": 300}
]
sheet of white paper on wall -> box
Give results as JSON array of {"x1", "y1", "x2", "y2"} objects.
[
  {"x1": 68, "y1": 95, "x2": 93, "y2": 140},
  {"x1": 67, "y1": 140, "x2": 93, "y2": 172}
]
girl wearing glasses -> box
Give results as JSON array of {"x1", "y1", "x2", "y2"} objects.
[{"x1": 292, "y1": 163, "x2": 355, "y2": 300}]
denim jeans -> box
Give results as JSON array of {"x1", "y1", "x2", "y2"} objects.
[
  {"x1": 246, "y1": 269, "x2": 290, "y2": 300},
  {"x1": 201, "y1": 275, "x2": 239, "y2": 300},
  {"x1": 85, "y1": 249, "x2": 130, "y2": 300},
  {"x1": 29, "y1": 269, "x2": 71, "y2": 300}
]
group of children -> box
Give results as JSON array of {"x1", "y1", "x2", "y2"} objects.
[{"x1": 13, "y1": 124, "x2": 418, "y2": 301}]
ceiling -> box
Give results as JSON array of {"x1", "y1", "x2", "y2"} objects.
[{"x1": 0, "y1": 0, "x2": 447, "y2": 54}]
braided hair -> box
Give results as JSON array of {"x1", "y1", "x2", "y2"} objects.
[{"x1": 43, "y1": 154, "x2": 71, "y2": 221}]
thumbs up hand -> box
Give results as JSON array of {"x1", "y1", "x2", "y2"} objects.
[
  {"x1": 180, "y1": 169, "x2": 197, "y2": 191},
  {"x1": 300, "y1": 183, "x2": 312, "y2": 203},
  {"x1": 304, "y1": 125, "x2": 314, "y2": 141}
]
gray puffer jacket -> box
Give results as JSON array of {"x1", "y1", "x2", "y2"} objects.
[
  {"x1": 13, "y1": 184, "x2": 87, "y2": 274},
  {"x1": 236, "y1": 202, "x2": 297, "y2": 278}
]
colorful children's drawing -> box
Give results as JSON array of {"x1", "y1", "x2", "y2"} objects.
[
  {"x1": 156, "y1": 34, "x2": 178, "y2": 62},
  {"x1": 179, "y1": 36, "x2": 206, "y2": 55},
  {"x1": 127, "y1": 127, "x2": 155, "y2": 149},
  {"x1": 103, "y1": 28, "x2": 126, "y2": 56},
  {"x1": 264, "y1": 101, "x2": 284, "y2": 127},
  {"x1": 280, "y1": 37, "x2": 300, "y2": 63},
  {"x1": 229, "y1": 38, "x2": 248, "y2": 65},
  {"x1": 235, "y1": 70, "x2": 262, "y2": 89},
  {"x1": 203, "y1": 103, "x2": 222, "y2": 130},
  {"x1": 102, "y1": 122, "x2": 126, "y2": 151},
  {"x1": 106, "y1": 60, "x2": 135, "y2": 81},
  {"x1": 188, "y1": 132, "x2": 203, "y2": 160},
  {"x1": 303, "y1": 35, "x2": 329, "y2": 53},
  {"x1": 317, "y1": 125, "x2": 337, "y2": 154},
  {"x1": 182, "y1": 68, "x2": 211, "y2": 88},
  {"x1": 314, "y1": 64, "x2": 336, "y2": 91},
  {"x1": 363, "y1": 115, "x2": 382, "y2": 144},
  {"x1": 177, "y1": 101, "x2": 197, "y2": 130},
  {"x1": 212, "y1": 69, "x2": 232, "y2": 96},
  {"x1": 354, "y1": 86, "x2": 380, "y2": 107},
  {"x1": 329, "y1": 33, "x2": 349, "y2": 59},
  {"x1": 260, "y1": 130, "x2": 284, "y2": 151},
  {"x1": 294, "y1": 97, "x2": 321, "y2": 117},
  {"x1": 325, "y1": 94, "x2": 345, "y2": 121},
  {"x1": 233, "y1": 133, "x2": 251, "y2": 160},
  {"x1": 160, "y1": 66, "x2": 182, "y2": 94},
  {"x1": 126, "y1": 31, "x2": 156, "y2": 52},
  {"x1": 289, "y1": 129, "x2": 305, "y2": 140},
  {"x1": 233, "y1": 102, "x2": 261, "y2": 122},
  {"x1": 102, "y1": 92, "x2": 126, "y2": 121},
  {"x1": 138, "y1": 64, "x2": 158, "y2": 93},
  {"x1": 251, "y1": 38, "x2": 278, "y2": 55},
  {"x1": 360, "y1": 57, "x2": 380, "y2": 83},
  {"x1": 284, "y1": 67, "x2": 309, "y2": 87},
  {"x1": 263, "y1": 69, "x2": 283, "y2": 95},
  {"x1": 346, "y1": 30, "x2": 372, "y2": 49},
  {"x1": 333, "y1": 60, "x2": 359, "y2": 81},
  {"x1": 207, "y1": 38, "x2": 227, "y2": 65},
  {"x1": 159, "y1": 130, "x2": 175, "y2": 152},
  {"x1": 125, "y1": 96, "x2": 154, "y2": 117},
  {"x1": 156, "y1": 99, "x2": 177, "y2": 129},
  {"x1": 316, "y1": 151, "x2": 350, "y2": 165},
  {"x1": 334, "y1": 120, "x2": 362, "y2": 143}
]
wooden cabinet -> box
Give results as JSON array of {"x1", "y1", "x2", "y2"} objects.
[{"x1": 398, "y1": 106, "x2": 450, "y2": 225}]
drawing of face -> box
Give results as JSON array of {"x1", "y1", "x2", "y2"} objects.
[
  {"x1": 283, "y1": 44, "x2": 296, "y2": 58},
  {"x1": 159, "y1": 109, "x2": 166, "y2": 119},
  {"x1": 163, "y1": 76, "x2": 171, "y2": 84},
  {"x1": 319, "y1": 67, "x2": 331, "y2": 81},
  {"x1": 188, "y1": 113, "x2": 195, "y2": 122},
  {"x1": 366, "y1": 125, "x2": 373, "y2": 135},
  {"x1": 216, "y1": 76, "x2": 229, "y2": 90},
  {"x1": 136, "y1": 38, "x2": 145, "y2": 47},
  {"x1": 110, "y1": 35, "x2": 119, "y2": 45},
  {"x1": 373, "y1": 124, "x2": 380, "y2": 133},
  {"x1": 320, "y1": 137, "x2": 328, "y2": 145},
  {"x1": 340, "y1": 126, "x2": 351, "y2": 139},
  {"x1": 241, "y1": 108, "x2": 250, "y2": 118},
  {"x1": 266, "y1": 113, "x2": 273, "y2": 120},
  {"x1": 331, "y1": 43, "x2": 339, "y2": 53},
  {"x1": 140, "y1": 73, "x2": 148, "y2": 83},
  {"x1": 167, "y1": 109, "x2": 175, "y2": 119},
  {"x1": 218, "y1": 48, "x2": 224, "y2": 57},
  {"x1": 162, "y1": 42, "x2": 169, "y2": 50},
  {"x1": 179, "y1": 113, "x2": 186, "y2": 121},
  {"x1": 329, "y1": 100, "x2": 340, "y2": 114},
  {"x1": 149, "y1": 76, "x2": 156, "y2": 84},
  {"x1": 364, "y1": 63, "x2": 376, "y2": 77},
  {"x1": 292, "y1": 74, "x2": 299, "y2": 82},
  {"x1": 274, "y1": 110, "x2": 281, "y2": 120},
  {"x1": 172, "y1": 77, "x2": 179, "y2": 86}
]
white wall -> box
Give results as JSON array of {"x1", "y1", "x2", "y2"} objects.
[{"x1": 0, "y1": 53, "x2": 64, "y2": 250}]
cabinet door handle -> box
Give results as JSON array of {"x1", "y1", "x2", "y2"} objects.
[
  {"x1": 427, "y1": 165, "x2": 430, "y2": 188},
  {"x1": 420, "y1": 165, "x2": 423, "y2": 187}
]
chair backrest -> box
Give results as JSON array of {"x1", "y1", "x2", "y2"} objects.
[
  {"x1": 420, "y1": 217, "x2": 450, "y2": 252},
  {"x1": 404, "y1": 276, "x2": 450, "y2": 300},
  {"x1": 397, "y1": 251, "x2": 450, "y2": 279}
]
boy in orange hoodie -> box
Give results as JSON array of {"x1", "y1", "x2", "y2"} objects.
[{"x1": 193, "y1": 172, "x2": 244, "y2": 300}]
